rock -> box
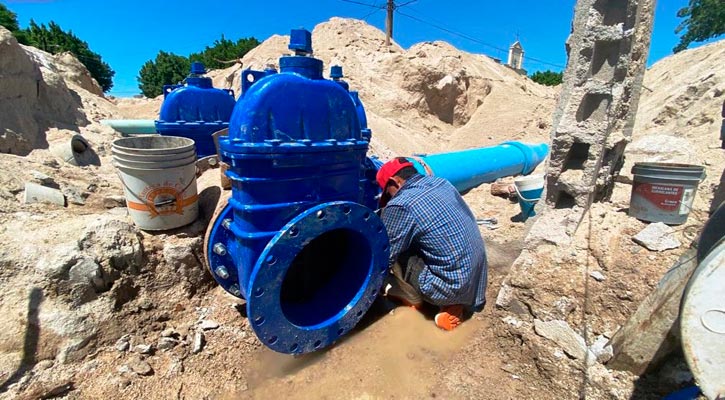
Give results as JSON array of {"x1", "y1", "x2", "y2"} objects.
[
  {"x1": 533, "y1": 319, "x2": 595, "y2": 364},
  {"x1": 134, "y1": 344, "x2": 153, "y2": 354},
  {"x1": 589, "y1": 271, "x2": 606, "y2": 282},
  {"x1": 30, "y1": 170, "x2": 55, "y2": 185},
  {"x1": 166, "y1": 359, "x2": 184, "y2": 377},
  {"x1": 61, "y1": 185, "x2": 87, "y2": 205},
  {"x1": 632, "y1": 223, "x2": 681, "y2": 251},
  {"x1": 24, "y1": 182, "x2": 65, "y2": 206},
  {"x1": 192, "y1": 331, "x2": 205, "y2": 354},
  {"x1": 115, "y1": 336, "x2": 130, "y2": 352},
  {"x1": 160, "y1": 328, "x2": 178, "y2": 338},
  {"x1": 495, "y1": 283, "x2": 514, "y2": 309},
  {"x1": 589, "y1": 335, "x2": 614, "y2": 363},
  {"x1": 103, "y1": 195, "x2": 126, "y2": 208},
  {"x1": 162, "y1": 237, "x2": 207, "y2": 288},
  {"x1": 38, "y1": 243, "x2": 83, "y2": 280},
  {"x1": 128, "y1": 358, "x2": 153, "y2": 376},
  {"x1": 157, "y1": 337, "x2": 178, "y2": 350},
  {"x1": 502, "y1": 315, "x2": 523, "y2": 329},
  {"x1": 79, "y1": 217, "x2": 143, "y2": 273},
  {"x1": 199, "y1": 320, "x2": 220, "y2": 330},
  {"x1": 68, "y1": 257, "x2": 105, "y2": 291}
]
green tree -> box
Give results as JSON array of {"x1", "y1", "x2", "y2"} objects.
[
  {"x1": 21, "y1": 20, "x2": 115, "y2": 92},
  {"x1": 0, "y1": 3, "x2": 20, "y2": 32},
  {"x1": 0, "y1": 4, "x2": 28, "y2": 44},
  {"x1": 137, "y1": 51, "x2": 191, "y2": 98},
  {"x1": 189, "y1": 35, "x2": 260, "y2": 70},
  {"x1": 138, "y1": 35, "x2": 259, "y2": 98},
  {"x1": 674, "y1": 0, "x2": 725, "y2": 53},
  {"x1": 529, "y1": 70, "x2": 563, "y2": 86}
]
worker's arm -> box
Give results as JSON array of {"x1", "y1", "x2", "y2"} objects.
[{"x1": 380, "y1": 203, "x2": 416, "y2": 267}]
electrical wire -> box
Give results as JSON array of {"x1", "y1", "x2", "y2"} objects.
[{"x1": 395, "y1": 8, "x2": 565, "y2": 69}]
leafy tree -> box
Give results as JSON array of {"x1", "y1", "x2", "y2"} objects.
[
  {"x1": 0, "y1": 3, "x2": 20, "y2": 32},
  {"x1": 189, "y1": 35, "x2": 260, "y2": 70},
  {"x1": 529, "y1": 70, "x2": 563, "y2": 86},
  {"x1": 137, "y1": 51, "x2": 191, "y2": 98},
  {"x1": 21, "y1": 20, "x2": 114, "y2": 92},
  {"x1": 138, "y1": 35, "x2": 259, "y2": 98},
  {"x1": 0, "y1": 4, "x2": 28, "y2": 44},
  {"x1": 674, "y1": 0, "x2": 725, "y2": 53}
]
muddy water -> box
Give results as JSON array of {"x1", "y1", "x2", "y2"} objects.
[
  {"x1": 218, "y1": 239, "x2": 519, "y2": 400},
  {"x1": 225, "y1": 307, "x2": 481, "y2": 399}
]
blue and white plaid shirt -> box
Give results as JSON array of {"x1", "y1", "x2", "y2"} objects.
[{"x1": 381, "y1": 174, "x2": 488, "y2": 307}]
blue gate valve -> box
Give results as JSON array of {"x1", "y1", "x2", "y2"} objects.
[{"x1": 205, "y1": 29, "x2": 550, "y2": 355}]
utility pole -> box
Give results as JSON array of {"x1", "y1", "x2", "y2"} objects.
[{"x1": 385, "y1": 0, "x2": 394, "y2": 46}]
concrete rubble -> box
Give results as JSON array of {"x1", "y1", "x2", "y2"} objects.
[{"x1": 632, "y1": 222, "x2": 682, "y2": 251}]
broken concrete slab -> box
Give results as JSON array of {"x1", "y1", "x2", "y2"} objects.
[
  {"x1": 632, "y1": 222, "x2": 681, "y2": 251},
  {"x1": 534, "y1": 319, "x2": 595, "y2": 364}
]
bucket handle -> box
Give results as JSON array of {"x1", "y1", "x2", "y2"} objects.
[
  {"x1": 115, "y1": 169, "x2": 197, "y2": 215},
  {"x1": 513, "y1": 183, "x2": 542, "y2": 203}
]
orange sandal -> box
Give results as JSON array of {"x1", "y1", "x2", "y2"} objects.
[{"x1": 435, "y1": 305, "x2": 464, "y2": 331}]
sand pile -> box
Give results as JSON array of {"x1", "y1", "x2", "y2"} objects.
[{"x1": 204, "y1": 18, "x2": 557, "y2": 158}]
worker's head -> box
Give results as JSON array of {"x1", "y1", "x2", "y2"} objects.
[{"x1": 376, "y1": 157, "x2": 418, "y2": 207}]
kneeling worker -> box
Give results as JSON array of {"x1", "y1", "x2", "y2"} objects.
[{"x1": 376, "y1": 158, "x2": 488, "y2": 330}]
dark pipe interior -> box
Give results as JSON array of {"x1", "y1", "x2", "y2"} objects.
[{"x1": 280, "y1": 228, "x2": 372, "y2": 327}]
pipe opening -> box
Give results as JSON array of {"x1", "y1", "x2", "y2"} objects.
[{"x1": 280, "y1": 228, "x2": 372, "y2": 327}]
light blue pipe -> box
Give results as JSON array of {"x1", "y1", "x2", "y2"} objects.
[
  {"x1": 407, "y1": 141, "x2": 549, "y2": 192},
  {"x1": 101, "y1": 119, "x2": 157, "y2": 135}
]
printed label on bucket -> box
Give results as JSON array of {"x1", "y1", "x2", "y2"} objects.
[
  {"x1": 679, "y1": 188, "x2": 695, "y2": 215},
  {"x1": 634, "y1": 182, "x2": 684, "y2": 212},
  {"x1": 127, "y1": 181, "x2": 197, "y2": 218}
]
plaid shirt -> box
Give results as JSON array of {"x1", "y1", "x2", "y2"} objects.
[{"x1": 381, "y1": 174, "x2": 488, "y2": 307}]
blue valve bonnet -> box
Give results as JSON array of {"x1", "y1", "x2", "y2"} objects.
[{"x1": 155, "y1": 62, "x2": 236, "y2": 158}]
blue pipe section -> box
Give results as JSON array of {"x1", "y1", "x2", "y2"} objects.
[
  {"x1": 205, "y1": 29, "x2": 549, "y2": 355},
  {"x1": 408, "y1": 141, "x2": 549, "y2": 192}
]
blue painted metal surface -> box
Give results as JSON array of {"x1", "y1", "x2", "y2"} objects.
[
  {"x1": 407, "y1": 141, "x2": 550, "y2": 193},
  {"x1": 155, "y1": 62, "x2": 236, "y2": 158},
  {"x1": 207, "y1": 29, "x2": 387, "y2": 354},
  {"x1": 205, "y1": 29, "x2": 550, "y2": 355}
]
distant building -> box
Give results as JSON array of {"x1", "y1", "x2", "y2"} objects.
[{"x1": 508, "y1": 41, "x2": 524, "y2": 70}]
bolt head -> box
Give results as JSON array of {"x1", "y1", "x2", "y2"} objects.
[
  {"x1": 213, "y1": 243, "x2": 227, "y2": 256},
  {"x1": 229, "y1": 284, "x2": 241, "y2": 297},
  {"x1": 215, "y1": 266, "x2": 229, "y2": 280},
  {"x1": 221, "y1": 218, "x2": 232, "y2": 230}
]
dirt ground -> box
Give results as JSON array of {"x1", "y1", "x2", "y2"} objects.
[{"x1": 0, "y1": 18, "x2": 723, "y2": 400}]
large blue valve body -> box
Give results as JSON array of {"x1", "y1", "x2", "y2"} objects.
[
  {"x1": 207, "y1": 31, "x2": 388, "y2": 354},
  {"x1": 205, "y1": 29, "x2": 551, "y2": 356},
  {"x1": 155, "y1": 62, "x2": 236, "y2": 158}
]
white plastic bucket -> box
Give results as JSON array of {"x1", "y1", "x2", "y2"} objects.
[
  {"x1": 112, "y1": 136, "x2": 199, "y2": 230},
  {"x1": 513, "y1": 174, "x2": 545, "y2": 221}
]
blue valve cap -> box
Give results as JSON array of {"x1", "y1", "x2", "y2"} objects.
[
  {"x1": 190, "y1": 61, "x2": 206, "y2": 75},
  {"x1": 289, "y1": 29, "x2": 313, "y2": 54},
  {"x1": 330, "y1": 65, "x2": 343, "y2": 79}
]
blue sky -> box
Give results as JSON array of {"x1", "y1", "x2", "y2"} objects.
[{"x1": 3, "y1": 0, "x2": 721, "y2": 97}]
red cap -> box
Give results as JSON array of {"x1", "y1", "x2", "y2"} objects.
[{"x1": 376, "y1": 158, "x2": 414, "y2": 189}]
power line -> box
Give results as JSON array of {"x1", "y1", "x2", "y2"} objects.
[
  {"x1": 340, "y1": 0, "x2": 381, "y2": 8},
  {"x1": 395, "y1": 9, "x2": 565, "y2": 69}
]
